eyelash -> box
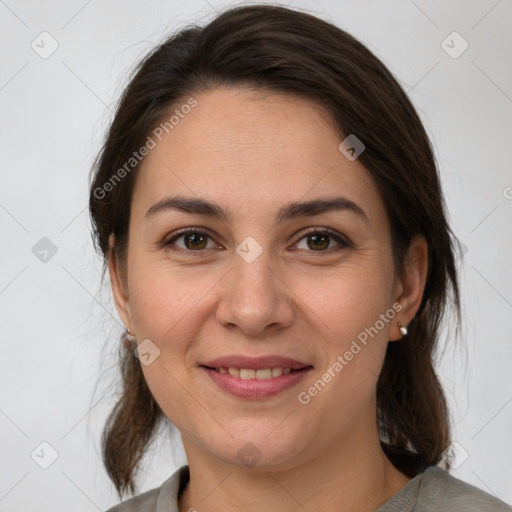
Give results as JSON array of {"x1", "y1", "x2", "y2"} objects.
[{"x1": 162, "y1": 227, "x2": 351, "y2": 256}]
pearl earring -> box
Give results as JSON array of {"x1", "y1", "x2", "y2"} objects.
[{"x1": 398, "y1": 322, "x2": 408, "y2": 336}]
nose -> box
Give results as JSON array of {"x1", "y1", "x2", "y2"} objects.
[{"x1": 215, "y1": 244, "x2": 295, "y2": 336}]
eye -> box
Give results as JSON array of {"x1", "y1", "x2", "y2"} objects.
[
  {"x1": 163, "y1": 229, "x2": 219, "y2": 253},
  {"x1": 294, "y1": 228, "x2": 350, "y2": 252}
]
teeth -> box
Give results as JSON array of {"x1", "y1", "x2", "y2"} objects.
[
  {"x1": 256, "y1": 368, "x2": 272, "y2": 379},
  {"x1": 228, "y1": 367, "x2": 240, "y2": 377},
  {"x1": 240, "y1": 369, "x2": 256, "y2": 379},
  {"x1": 216, "y1": 367, "x2": 294, "y2": 379},
  {"x1": 271, "y1": 367, "x2": 282, "y2": 377}
]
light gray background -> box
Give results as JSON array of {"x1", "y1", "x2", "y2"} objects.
[{"x1": 1, "y1": 0, "x2": 511, "y2": 510}]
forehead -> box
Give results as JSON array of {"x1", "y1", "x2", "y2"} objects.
[{"x1": 132, "y1": 87, "x2": 385, "y2": 224}]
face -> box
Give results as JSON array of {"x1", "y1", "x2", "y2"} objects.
[{"x1": 110, "y1": 87, "x2": 424, "y2": 470}]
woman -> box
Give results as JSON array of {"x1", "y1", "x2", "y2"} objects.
[{"x1": 89, "y1": 4, "x2": 510, "y2": 511}]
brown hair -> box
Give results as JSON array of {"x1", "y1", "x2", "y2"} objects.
[{"x1": 89, "y1": 4, "x2": 460, "y2": 498}]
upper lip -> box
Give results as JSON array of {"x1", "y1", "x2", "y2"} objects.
[{"x1": 200, "y1": 355, "x2": 312, "y2": 370}]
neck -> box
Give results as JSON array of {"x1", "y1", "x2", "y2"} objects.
[{"x1": 178, "y1": 418, "x2": 411, "y2": 512}]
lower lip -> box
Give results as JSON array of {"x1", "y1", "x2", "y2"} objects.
[{"x1": 201, "y1": 366, "x2": 313, "y2": 399}]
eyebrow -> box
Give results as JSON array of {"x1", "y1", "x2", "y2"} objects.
[{"x1": 144, "y1": 195, "x2": 368, "y2": 224}]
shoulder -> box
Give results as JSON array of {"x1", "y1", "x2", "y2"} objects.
[
  {"x1": 103, "y1": 465, "x2": 188, "y2": 512},
  {"x1": 418, "y1": 466, "x2": 511, "y2": 511},
  {"x1": 105, "y1": 487, "x2": 159, "y2": 512}
]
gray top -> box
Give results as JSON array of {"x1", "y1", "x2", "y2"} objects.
[{"x1": 105, "y1": 465, "x2": 511, "y2": 512}]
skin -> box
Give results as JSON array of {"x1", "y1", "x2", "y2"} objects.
[{"x1": 108, "y1": 87, "x2": 428, "y2": 512}]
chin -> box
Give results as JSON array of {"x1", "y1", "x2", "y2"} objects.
[{"x1": 204, "y1": 429, "x2": 311, "y2": 471}]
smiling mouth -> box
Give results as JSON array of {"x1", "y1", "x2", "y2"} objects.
[{"x1": 201, "y1": 365, "x2": 313, "y2": 379}]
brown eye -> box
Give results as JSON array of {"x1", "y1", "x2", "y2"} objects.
[
  {"x1": 165, "y1": 230, "x2": 216, "y2": 252},
  {"x1": 305, "y1": 233, "x2": 330, "y2": 250},
  {"x1": 295, "y1": 229, "x2": 349, "y2": 252},
  {"x1": 182, "y1": 232, "x2": 208, "y2": 250}
]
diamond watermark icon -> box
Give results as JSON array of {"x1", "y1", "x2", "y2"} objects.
[
  {"x1": 338, "y1": 134, "x2": 365, "y2": 161},
  {"x1": 237, "y1": 442, "x2": 262, "y2": 468},
  {"x1": 442, "y1": 441, "x2": 469, "y2": 469},
  {"x1": 31, "y1": 441, "x2": 59, "y2": 469},
  {"x1": 31, "y1": 31, "x2": 59, "y2": 59},
  {"x1": 32, "y1": 237, "x2": 58, "y2": 263},
  {"x1": 441, "y1": 31, "x2": 468, "y2": 59},
  {"x1": 134, "y1": 338, "x2": 161, "y2": 366},
  {"x1": 236, "y1": 236, "x2": 263, "y2": 263}
]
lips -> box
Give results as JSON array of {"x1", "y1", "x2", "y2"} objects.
[{"x1": 199, "y1": 355, "x2": 314, "y2": 399}]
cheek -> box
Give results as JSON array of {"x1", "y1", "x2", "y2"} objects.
[
  {"x1": 129, "y1": 267, "x2": 204, "y2": 430},
  {"x1": 126, "y1": 259, "x2": 224, "y2": 419},
  {"x1": 293, "y1": 263, "x2": 394, "y2": 344},
  {"x1": 128, "y1": 258, "x2": 218, "y2": 346},
  {"x1": 292, "y1": 265, "x2": 393, "y2": 408}
]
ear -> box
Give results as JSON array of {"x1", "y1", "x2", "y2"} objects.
[
  {"x1": 108, "y1": 233, "x2": 133, "y2": 333},
  {"x1": 389, "y1": 234, "x2": 428, "y2": 341}
]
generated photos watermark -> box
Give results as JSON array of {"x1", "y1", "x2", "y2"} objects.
[
  {"x1": 93, "y1": 97, "x2": 197, "y2": 200},
  {"x1": 298, "y1": 302, "x2": 403, "y2": 405}
]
